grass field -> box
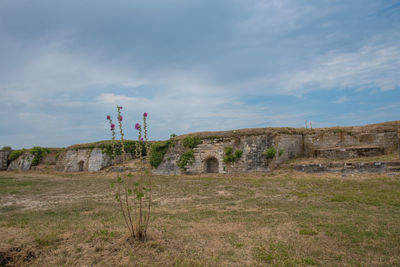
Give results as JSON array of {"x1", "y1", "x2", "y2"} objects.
[{"x1": 0, "y1": 170, "x2": 400, "y2": 266}]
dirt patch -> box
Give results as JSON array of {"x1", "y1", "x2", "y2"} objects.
[
  {"x1": 0, "y1": 246, "x2": 38, "y2": 267},
  {"x1": 0, "y1": 228, "x2": 38, "y2": 267}
]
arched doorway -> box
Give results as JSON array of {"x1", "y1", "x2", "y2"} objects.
[
  {"x1": 78, "y1": 160, "x2": 84, "y2": 172},
  {"x1": 205, "y1": 157, "x2": 219, "y2": 173}
]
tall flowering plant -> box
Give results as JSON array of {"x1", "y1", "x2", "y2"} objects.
[{"x1": 107, "y1": 107, "x2": 152, "y2": 241}]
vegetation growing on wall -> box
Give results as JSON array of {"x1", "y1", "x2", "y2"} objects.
[
  {"x1": 31, "y1": 146, "x2": 50, "y2": 166},
  {"x1": 264, "y1": 147, "x2": 277, "y2": 159},
  {"x1": 8, "y1": 150, "x2": 25, "y2": 161},
  {"x1": 183, "y1": 136, "x2": 202, "y2": 149},
  {"x1": 150, "y1": 141, "x2": 171, "y2": 168},
  {"x1": 8, "y1": 147, "x2": 57, "y2": 165},
  {"x1": 223, "y1": 147, "x2": 243, "y2": 163},
  {"x1": 177, "y1": 150, "x2": 195, "y2": 170},
  {"x1": 55, "y1": 148, "x2": 64, "y2": 160}
]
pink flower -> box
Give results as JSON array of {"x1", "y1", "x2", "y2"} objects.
[
  {"x1": 118, "y1": 115, "x2": 123, "y2": 122},
  {"x1": 135, "y1": 123, "x2": 141, "y2": 130},
  {"x1": 111, "y1": 124, "x2": 115, "y2": 130},
  {"x1": 143, "y1": 112, "x2": 148, "y2": 117},
  {"x1": 118, "y1": 106, "x2": 123, "y2": 110},
  {"x1": 141, "y1": 137, "x2": 144, "y2": 141},
  {"x1": 106, "y1": 115, "x2": 111, "y2": 120}
]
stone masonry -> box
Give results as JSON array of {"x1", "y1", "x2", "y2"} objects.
[
  {"x1": 56, "y1": 148, "x2": 112, "y2": 172},
  {"x1": 8, "y1": 153, "x2": 34, "y2": 171},
  {"x1": 0, "y1": 150, "x2": 11, "y2": 170},
  {"x1": 153, "y1": 121, "x2": 399, "y2": 175},
  {"x1": 16, "y1": 120, "x2": 398, "y2": 174}
]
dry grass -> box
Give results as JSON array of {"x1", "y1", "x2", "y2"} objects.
[
  {"x1": 1, "y1": 170, "x2": 400, "y2": 266},
  {"x1": 177, "y1": 120, "x2": 400, "y2": 139}
]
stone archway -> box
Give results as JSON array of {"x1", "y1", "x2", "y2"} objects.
[
  {"x1": 78, "y1": 160, "x2": 84, "y2": 172},
  {"x1": 205, "y1": 157, "x2": 219, "y2": 173}
]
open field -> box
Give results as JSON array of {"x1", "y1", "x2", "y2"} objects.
[{"x1": 1, "y1": 170, "x2": 400, "y2": 266}]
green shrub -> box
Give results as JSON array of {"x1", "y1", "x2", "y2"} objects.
[
  {"x1": 30, "y1": 146, "x2": 50, "y2": 166},
  {"x1": 278, "y1": 148, "x2": 284, "y2": 157},
  {"x1": 8, "y1": 150, "x2": 24, "y2": 161},
  {"x1": 234, "y1": 149, "x2": 243, "y2": 159},
  {"x1": 224, "y1": 147, "x2": 234, "y2": 163},
  {"x1": 263, "y1": 147, "x2": 276, "y2": 160},
  {"x1": 224, "y1": 147, "x2": 243, "y2": 163},
  {"x1": 177, "y1": 150, "x2": 195, "y2": 170},
  {"x1": 182, "y1": 136, "x2": 202, "y2": 149},
  {"x1": 150, "y1": 141, "x2": 170, "y2": 168},
  {"x1": 1, "y1": 146, "x2": 11, "y2": 151},
  {"x1": 170, "y1": 133, "x2": 177, "y2": 138}
]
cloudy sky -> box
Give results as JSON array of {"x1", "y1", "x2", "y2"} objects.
[{"x1": 1, "y1": 0, "x2": 399, "y2": 148}]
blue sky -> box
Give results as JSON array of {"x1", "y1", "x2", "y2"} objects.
[{"x1": 0, "y1": 0, "x2": 399, "y2": 148}]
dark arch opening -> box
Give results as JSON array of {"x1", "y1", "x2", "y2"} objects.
[
  {"x1": 205, "y1": 157, "x2": 219, "y2": 173},
  {"x1": 78, "y1": 160, "x2": 84, "y2": 172}
]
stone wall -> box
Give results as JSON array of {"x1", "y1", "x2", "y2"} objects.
[
  {"x1": 8, "y1": 153, "x2": 34, "y2": 171},
  {"x1": 274, "y1": 134, "x2": 304, "y2": 164},
  {"x1": 51, "y1": 121, "x2": 400, "y2": 174},
  {"x1": 316, "y1": 146, "x2": 385, "y2": 159},
  {"x1": 154, "y1": 133, "x2": 304, "y2": 174},
  {"x1": 152, "y1": 121, "x2": 399, "y2": 175},
  {"x1": 303, "y1": 128, "x2": 399, "y2": 156},
  {"x1": 152, "y1": 143, "x2": 186, "y2": 175},
  {"x1": 0, "y1": 150, "x2": 11, "y2": 170},
  {"x1": 41, "y1": 150, "x2": 59, "y2": 165},
  {"x1": 56, "y1": 148, "x2": 111, "y2": 172}
]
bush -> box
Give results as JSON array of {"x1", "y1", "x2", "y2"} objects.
[
  {"x1": 30, "y1": 146, "x2": 50, "y2": 166},
  {"x1": 234, "y1": 149, "x2": 243, "y2": 159},
  {"x1": 263, "y1": 147, "x2": 276, "y2": 160},
  {"x1": 177, "y1": 150, "x2": 195, "y2": 170},
  {"x1": 224, "y1": 147, "x2": 243, "y2": 163},
  {"x1": 8, "y1": 150, "x2": 24, "y2": 161},
  {"x1": 182, "y1": 136, "x2": 202, "y2": 149},
  {"x1": 1, "y1": 146, "x2": 11, "y2": 151},
  {"x1": 150, "y1": 141, "x2": 170, "y2": 168}
]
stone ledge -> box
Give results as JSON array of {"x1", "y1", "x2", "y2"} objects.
[{"x1": 294, "y1": 161, "x2": 400, "y2": 174}]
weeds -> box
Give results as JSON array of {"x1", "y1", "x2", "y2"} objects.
[
  {"x1": 223, "y1": 147, "x2": 242, "y2": 163},
  {"x1": 263, "y1": 147, "x2": 277, "y2": 159},
  {"x1": 107, "y1": 107, "x2": 152, "y2": 241}
]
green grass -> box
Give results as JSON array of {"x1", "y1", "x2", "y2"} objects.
[{"x1": 0, "y1": 171, "x2": 399, "y2": 266}]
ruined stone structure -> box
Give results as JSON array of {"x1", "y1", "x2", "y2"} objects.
[
  {"x1": 0, "y1": 150, "x2": 11, "y2": 170},
  {"x1": 153, "y1": 121, "x2": 399, "y2": 175},
  {"x1": 7, "y1": 153, "x2": 34, "y2": 171},
  {"x1": 56, "y1": 148, "x2": 112, "y2": 172},
  {"x1": 3, "y1": 121, "x2": 399, "y2": 173}
]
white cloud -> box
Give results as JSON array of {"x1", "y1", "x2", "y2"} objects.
[
  {"x1": 334, "y1": 96, "x2": 350, "y2": 104},
  {"x1": 241, "y1": 41, "x2": 400, "y2": 96},
  {"x1": 0, "y1": 36, "x2": 147, "y2": 105}
]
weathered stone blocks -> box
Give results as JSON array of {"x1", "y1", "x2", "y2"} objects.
[
  {"x1": 0, "y1": 150, "x2": 11, "y2": 170},
  {"x1": 316, "y1": 146, "x2": 385, "y2": 159},
  {"x1": 7, "y1": 153, "x2": 34, "y2": 171},
  {"x1": 56, "y1": 148, "x2": 111, "y2": 172}
]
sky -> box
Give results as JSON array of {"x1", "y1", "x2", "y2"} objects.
[{"x1": 0, "y1": 0, "x2": 399, "y2": 149}]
